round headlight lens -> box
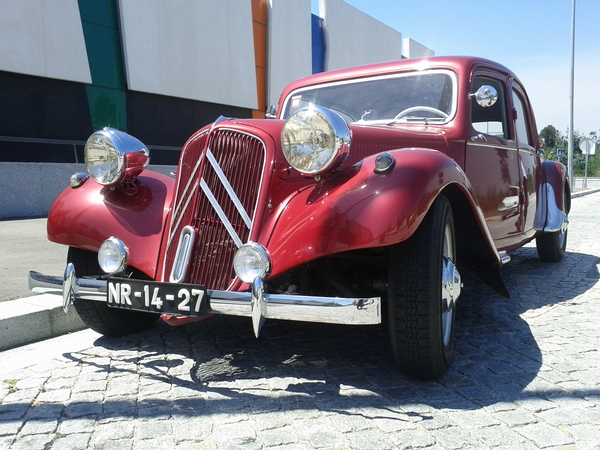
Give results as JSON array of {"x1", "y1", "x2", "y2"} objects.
[
  {"x1": 233, "y1": 243, "x2": 271, "y2": 284},
  {"x1": 98, "y1": 237, "x2": 129, "y2": 274},
  {"x1": 85, "y1": 131, "x2": 123, "y2": 185},
  {"x1": 281, "y1": 105, "x2": 351, "y2": 175},
  {"x1": 84, "y1": 127, "x2": 149, "y2": 186}
]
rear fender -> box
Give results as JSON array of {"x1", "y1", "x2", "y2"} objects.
[
  {"x1": 47, "y1": 171, "x2": 174, "y2": 278},
  {"x1": 534, "y1": 161, "x2": 570, "y2": 232},
  {"x1": 265, "y1": 148, "x2": 501, "y2": 279}
]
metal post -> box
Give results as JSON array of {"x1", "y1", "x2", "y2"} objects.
[
  {"x1": 584, "y1": 151, "x2": 588, "y2": 189},
  {"x1": 568, "y1": 0, "x2": 576, "y2": 185}
]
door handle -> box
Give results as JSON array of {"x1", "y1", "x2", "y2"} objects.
[{"x1": 470, "y1": 134, "x2": 488, "y2": 142}]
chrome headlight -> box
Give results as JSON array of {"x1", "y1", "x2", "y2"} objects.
[
  {"x1": 233, "y1": 243, "x2": 271, "y2": 283},
  {"x1": 85, "y1": 127, "x2": 149, "y2": 186},
  {"x1": 98, "y1": 237, "x2": 129, "y2": 274},
  {"x1": 281, "y1": 105, "x2": 351, "y2": 175}
]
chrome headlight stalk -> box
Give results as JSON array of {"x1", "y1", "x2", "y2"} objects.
[
  {"x1": 98, "y1": 237, "x2": 130, "y2": 275},
  {"x1": 84, "y1": 127, "x2": 150, "y2": 187},
  {"x1": 281, "y1": 104, "x2": 351, "y2": 176},
  {"x1": 233, "y1": 242, "x2": 272, "y2": 284}
]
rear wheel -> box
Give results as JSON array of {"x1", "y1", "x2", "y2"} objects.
[
  {"x1": 388, "y1": 195, "x2": 461, "y2": 380},
  {"x1": 536, "y1": 188, "x2": 568, "y2": 262},
  {"x1": 69, "y1": 247, "x2": 160, "y2": 336}
]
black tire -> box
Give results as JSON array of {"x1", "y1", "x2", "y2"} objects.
[
  {"x1": 68, "y1": 247, "x2": 160, "y2": 337},
  {"x1": 388, "y1": 195, "x2": 460, "y2": 380},
  {"x1": 536, "y1": 188, "x2": 568, "y2": 262}
]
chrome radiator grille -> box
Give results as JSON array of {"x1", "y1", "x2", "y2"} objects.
[{"x1": 165, "y1": 128, "x2": 266, "y2": 290}]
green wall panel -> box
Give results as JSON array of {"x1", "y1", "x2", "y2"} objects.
[
  {"x1": 78, "y1": 0, "x2": 127, "y2": 130},
  {"x1": 85, "y1": 85, "x2": 127, "y2": 131}
]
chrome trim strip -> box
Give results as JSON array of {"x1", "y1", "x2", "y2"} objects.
[
  {"x1": 206, "y1": 148, "x2": 252, "y2": 228},
  {"x1": 169, "y1": 158, "x2": 203, "y2": 246},
  {"x1": 169, "y1": 226, "x2": 197, "y2": 283},
  {"x1": 28, "y1": 270, "x2": 382, "y2": 327},
  {"x1": 200, "y1": 179, "x2": 244, "y2": 248},
  {"x1": 169, "y1": 178, "x2": 200, "y2": 244},
  {"x1": 280, "y1": 69, "x2": 458, "y2": 124},
  {"x1": 466, "y1": 142, "x2": 518, "y2": 151}
]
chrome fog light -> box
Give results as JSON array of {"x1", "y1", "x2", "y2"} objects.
[
  {"x1": 233, "y1": 243, "x2": 271, "y2": 284},
  {"x1": 98, "y1": 237, "x2": 129, "y2": 274}
]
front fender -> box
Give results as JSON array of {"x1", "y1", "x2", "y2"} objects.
[
  {"x1": 47, "y1": 170, "x2": 174, "y2": 278},
  {"x1": 265, "y1": 148, "x2": 498, "y2": 278}
]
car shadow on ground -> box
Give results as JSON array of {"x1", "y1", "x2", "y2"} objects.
[{"x1": 46, "y1": 246, "x2": 600, "y2": 423}]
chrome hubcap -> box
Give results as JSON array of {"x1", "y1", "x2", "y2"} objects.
[{"x1": 441, "y1": 224, "x2": 461, "y2": 347}]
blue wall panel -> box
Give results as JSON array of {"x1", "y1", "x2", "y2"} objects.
[{"x1": 311, "y1": 14, "x2": 325, "y2": 74}]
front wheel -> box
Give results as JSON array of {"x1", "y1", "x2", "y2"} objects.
[
  {"x1": 388, "y1": 195, "x2": 461, "y2": 380},
  {"x1": 68, "y1": 247, "x2": 160, "y2": 336}
]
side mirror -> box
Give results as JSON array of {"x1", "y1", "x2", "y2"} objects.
[{"x1": 470, "y1": 85, "x2": 498, "y2": 108}]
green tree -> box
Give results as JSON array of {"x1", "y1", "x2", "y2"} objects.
[
  {"x1": 538, "y1": 126, "x2": 600, "y2": 177},
  {"x1": 539, "y1": 125, "x2": 560, "y2": 149}
]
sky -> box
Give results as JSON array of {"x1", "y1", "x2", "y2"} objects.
[{"x1": 312, "y1": 0, "x2": 600, "y2": 138}]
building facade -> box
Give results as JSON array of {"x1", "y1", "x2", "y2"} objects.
[{"x1": 0, "y1": 0, "x2": 433, "y2": 165}]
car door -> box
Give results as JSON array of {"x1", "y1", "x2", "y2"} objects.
[
  {"x1": 511, "y1": 83, "x2": 540, "y2": 238},
  {"x1": 464, "y1": 72, "x2": 525, "y2": 250}
]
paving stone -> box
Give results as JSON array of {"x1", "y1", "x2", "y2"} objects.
[
  {"x1": 0, "y1": 420, "x2": 21, "y2": 436},
  {"x1": 49, "y1": 433, "x2": 92, "y2": 450},
  {"x1": 516, "y1": 422, "x2": 574, "y2": 448},
  {"x1": 8, "y1": 433, "x2": 54, "y2": 450},
  {"x1": 19, "y1": 418, "x2": 58, "y2": 435}
]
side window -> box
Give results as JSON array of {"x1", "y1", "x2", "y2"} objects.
[
  {"x1": 471, "y1": 76, "x2": 508, "y2": 138},
  {"x1": 512, "y1": 89, "x2": 532, "y2": 147}
]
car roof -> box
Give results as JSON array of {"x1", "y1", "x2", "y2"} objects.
[{"x1": 278, "y1": 56, "x2": 518, "y2": 105}]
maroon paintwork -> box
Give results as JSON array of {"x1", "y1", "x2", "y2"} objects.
[{"x1": 47, "y1": 56, "x2": 569, "y2": 314}]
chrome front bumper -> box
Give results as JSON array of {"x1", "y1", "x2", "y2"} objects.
[{"x1": 29, "y1": 265, "x2": 382, "y2": 337}]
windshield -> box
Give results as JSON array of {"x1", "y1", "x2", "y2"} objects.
[{"x1": 281, "y1": 70, "x2": 457, "y2": 125}]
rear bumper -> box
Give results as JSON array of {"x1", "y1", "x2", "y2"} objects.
[{"x1": 29, "y1": 266, "x2": 382, "y2": 336}]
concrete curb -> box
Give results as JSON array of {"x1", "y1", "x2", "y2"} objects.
[
  {"x1": 2, "y1": 186, "x2": 599, "y2": 351},
  {"x1": 0, "y1": 294, "x2": 87, "y2": 351},
  {"x1": 571, "y1": 187, "x2": 600, "y2": 198}
]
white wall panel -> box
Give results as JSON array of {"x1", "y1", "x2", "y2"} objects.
[
  {"x1": 320, "y1": 0, "x2": 403, "y2": 72},
  {"x1": 120, "y1": 0, "x2": 257, "y2": 110},
  {"x1": 0, "y1": 0, "x2": 91, "y2": 83},
  {"x1": 267, "y1": 0, "x2": 312, "y2": 107},
  {"x1": 403, "y1": 38, "x2": 434, "y2": 59},
  {"x1": 119, "y1": 0, "x2": 161, "y2": 94}
]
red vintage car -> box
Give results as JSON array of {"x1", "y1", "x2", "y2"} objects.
[{"x1": 30, "y1": 56, "x2": 570, "y2": 380}]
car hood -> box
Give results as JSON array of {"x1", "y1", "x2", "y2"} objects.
[{"x1": 346, "y1": 123, "x2": 450, "y2": 165}]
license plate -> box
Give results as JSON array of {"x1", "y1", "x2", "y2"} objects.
[{"x1": 107, "y1": 278, "x2": 208, "y2": 317}]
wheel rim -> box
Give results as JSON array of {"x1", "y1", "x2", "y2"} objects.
[{"x1": 441, "y1": 222, "x2": 460, "y2": 347}]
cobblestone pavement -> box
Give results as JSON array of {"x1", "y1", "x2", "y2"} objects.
[{"x1": 1, "y1": 192, "x2": 600, "y2": 450}]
